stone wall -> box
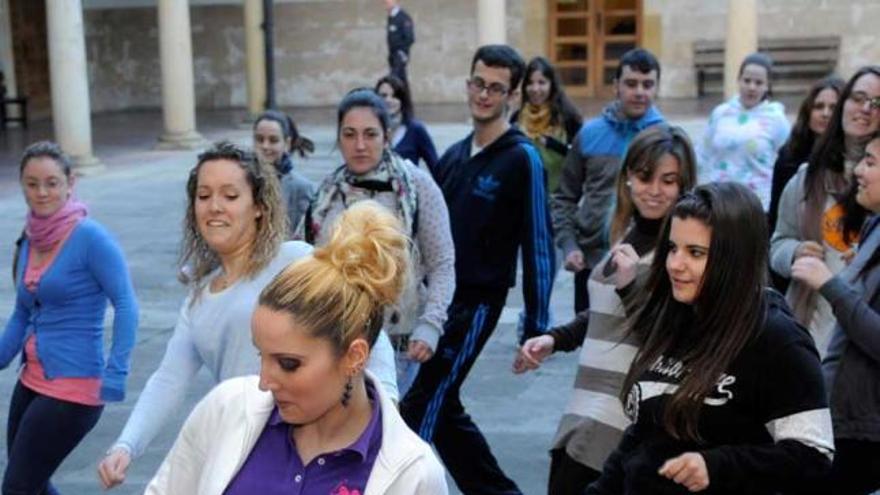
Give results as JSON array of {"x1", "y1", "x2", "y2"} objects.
[
  {"x1": 647, "y1": 0, "x2": 880, "y2": 98},
  {"x1": 61, "y1": 0, "x2": 880, "y2": 112},
  {"x1": 85, "y1": 5, "x2": 248, "y2": 112},
  {"x1": 82, "y1": 0, "x2": 536, "y2": 112}
]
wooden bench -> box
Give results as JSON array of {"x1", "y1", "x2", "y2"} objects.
[
  {"x1": 0, "y1": 71, "x2": 28, "y2": 129},
  {"x1": 693, "y1": 36, "x2": 840, "y2": 96}
]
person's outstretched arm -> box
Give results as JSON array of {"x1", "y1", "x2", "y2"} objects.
[{"x1": 519, "y1": 143, "x2": 555, "y2": 343}]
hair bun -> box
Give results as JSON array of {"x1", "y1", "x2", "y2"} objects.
[{"x1": 314, "y1": 201, "x2": 410, "y2": 307}]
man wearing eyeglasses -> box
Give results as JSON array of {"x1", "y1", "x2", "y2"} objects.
[
  {"x1": 401, "y1": 44, "x2": 554, "y2": 495},
  {"x1": 551, "y1": 48, "x2": 665, "y2": 316}
]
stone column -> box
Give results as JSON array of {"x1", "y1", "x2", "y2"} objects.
[
  {"x1": 244, "y1": 0, "x2": 266, "y2": 119},
  {"x1": 46, "y1": 0, "x2": 102, "y2": 171},
  {"x1": 477, "y1": 0, "x2": 506, "y2": 46},
  {"x1": 156, "y1": 0, "x2": 207, "y2": 149},
  {"x1": 723, "y1": 0, "x2": 758, "y2": 98}
]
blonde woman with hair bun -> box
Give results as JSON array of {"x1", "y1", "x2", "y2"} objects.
[{"x1": 146, "y1": 201, "x2": 448, "y2": 495}]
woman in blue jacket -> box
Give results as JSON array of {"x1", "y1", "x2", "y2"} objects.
[{"x1": 1, "y1": 141, "x2": 139, "y2": 494}]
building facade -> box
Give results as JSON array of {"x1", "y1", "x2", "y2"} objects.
[{"x1": 1, "y1": 0, "x2": 877, "y2": 118}]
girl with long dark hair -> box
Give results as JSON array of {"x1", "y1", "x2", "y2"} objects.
[
  {"x1": 513, "y1": 56, "x2": 583, "y2": 194},
  {"x1": 253, "y1": 110, "x2": 316, "y2": 235},
  {"x1": 792, "y1": 133, "x2": 880, "y2": 494},
  {"x1": 375, "y1": 75, "x2": 439, "y2": 172},
  {"x1": 768, "y1": 76, "x2": 845, "y2": 232},
  {"x1": 588, "y1": 183, "x2": 832, "y2": 494},
  {"x1": 770, "y1": 66, "x2": 880, "y2": 357},
  {"x1": 515, "y1": 125, "x2": 697, "y2": 495}
]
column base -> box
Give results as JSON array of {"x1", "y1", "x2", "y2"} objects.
[
  {"x1": 71, "y1": 154, "x2": 105, "y2": 176},
  {"x1": 156, "y1": 130, "x2": 210, "y2": 150}
]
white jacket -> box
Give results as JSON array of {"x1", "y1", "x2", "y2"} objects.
[{"x1": 145, "y1": 372, "x2": 448, "y2": 495}]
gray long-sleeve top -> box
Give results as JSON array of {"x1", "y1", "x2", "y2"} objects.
[{"x1": 820, "y1": 215, "x2": 880, "y2": 441}]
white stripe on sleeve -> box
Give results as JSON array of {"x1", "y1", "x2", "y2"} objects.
[{"x1": 765, "y1": 408, "x2": 834, "y2": 460}]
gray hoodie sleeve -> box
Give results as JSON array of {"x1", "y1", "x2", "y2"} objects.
[
  {"x1": 551, "y1": 145, "x2": 586, "y2": 256},
  {"x1": 284, "y1": 171, "x2": 316, "y2": 239},
  {"x1": 770, "y1": 166, "x2": 806, "y2": 277},
  {"x1": 820, "y1": 276, "x2": 880, "y2": 363},
  {"x1": 113, "y1": 298, "x2": 204, "y2": 458}
]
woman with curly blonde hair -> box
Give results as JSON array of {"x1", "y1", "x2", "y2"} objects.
[
  {"x1": 97, "y1": 142, "x2": 397, "y2": 490},
  {"x1": 146, "y1": 201, "x2": 448, "y2": 494}
]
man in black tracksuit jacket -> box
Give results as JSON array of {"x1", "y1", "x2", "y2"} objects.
[
  {"x1": 401, "y1": 45, "x2": 554, "y2": 495},
  {"x1": 384, "y1": 0, "x2": 414, "y2": 83}
]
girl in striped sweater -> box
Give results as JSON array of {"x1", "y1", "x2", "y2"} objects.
[{"x1": 514, "y1": 125, "x2": 698, "y2": 494}]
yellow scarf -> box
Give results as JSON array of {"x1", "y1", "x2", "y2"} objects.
[{"x1": 518, "y1": 103, "x2": 556, "y2": 140}]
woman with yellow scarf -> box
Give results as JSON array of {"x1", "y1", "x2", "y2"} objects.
[{"x1": 513, "y1": 57, "x2": 583, "y2": 193}]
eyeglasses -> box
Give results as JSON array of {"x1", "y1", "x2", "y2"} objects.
[
  {"x1": 849, "y1": 91, "x2": 880, "y2": 111},
  {"x1": 467, "y1": 78, "x2": 509, "y2": 97}
]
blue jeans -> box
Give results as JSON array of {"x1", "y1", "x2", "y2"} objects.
[
  {"x1": 395, "y1": 351, "x2": 421, "y2": 398},
  {"x1": 3, "y1": 381, "x2": 103, "y2": 495}
]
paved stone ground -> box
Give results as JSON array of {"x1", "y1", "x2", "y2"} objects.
[{"x1": 0, "y1": 105, "x2": 738, "y2": 494}]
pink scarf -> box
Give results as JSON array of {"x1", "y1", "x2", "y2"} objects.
[{"x1": 26, "y1": 197, "x2": 88, "y2": 252}]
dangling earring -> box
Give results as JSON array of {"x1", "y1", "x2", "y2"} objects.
[
  {"x1": 341, "y1": 376, "x2": 354, "y2": 407},
  {"x1": 626, "y1": 180, "x2": 632, "y2": 188}
]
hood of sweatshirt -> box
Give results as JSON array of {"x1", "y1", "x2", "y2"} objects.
[
  {"x1": 601, "y1": 100, "x2": 665, "y2": 135},
  {"x1": 576, "y1": 101, "x2": 666, "y2": 157}
]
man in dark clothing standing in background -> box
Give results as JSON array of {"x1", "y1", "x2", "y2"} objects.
[
  {"x1": 401, "y1": 44, "x2": 554, "y2": 495},
  {"x1": 384, "y1": 0, "x2": 414, "y2": 83}
]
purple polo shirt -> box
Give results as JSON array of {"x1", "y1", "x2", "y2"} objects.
[{"x1": 224, "y1": 382, "x2": 383, "y2": 495}]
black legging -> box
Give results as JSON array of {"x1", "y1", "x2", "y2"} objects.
[
  {"x1": 3, "y1": 381, "x2": 103, "y2": 495},
  {"x1": 548, "y1": 448, "x2": 601, "y2": 495}
]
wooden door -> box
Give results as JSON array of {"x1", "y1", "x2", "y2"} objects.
[{"x1": 548, "y1": 0, "x2": 642, "y2": 98}]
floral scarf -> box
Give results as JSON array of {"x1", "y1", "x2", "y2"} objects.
[{"x1": 304, "y1": 151, "x2": 417, "y2": 243}]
